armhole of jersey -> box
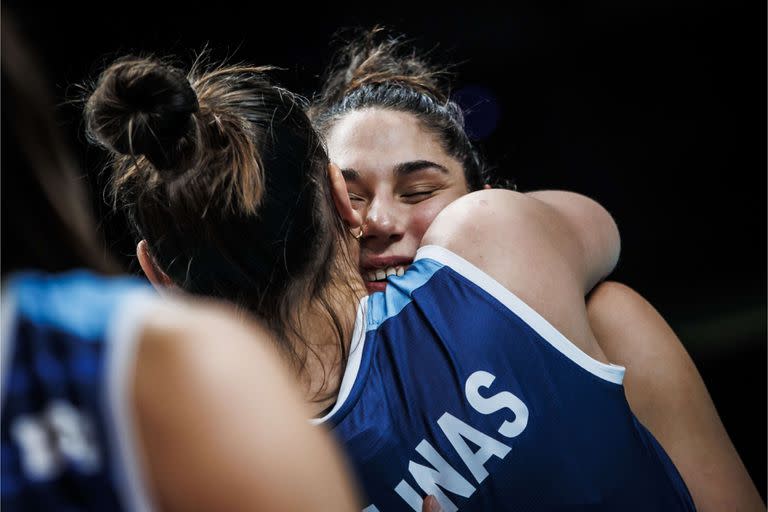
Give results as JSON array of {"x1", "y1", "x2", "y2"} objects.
[
  {"x1": 1, "y1": 282, "x2": 18, "y2": 405},
  {"x1": 103, "y1": 289, "x2": 160, "y2": 512},
  {"x1": 416, "y1": 245, "x2": 626, "y2": 385},
  {"x1": 310, "y1": 295, "x2": 369, "y2": 425}
]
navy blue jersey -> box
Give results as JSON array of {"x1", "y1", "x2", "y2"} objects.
[
  {"x1": 1, "y1": 271, "x2": 158, "y2": 511},
  {"x1": 317, "y1": 246, "x2": 696, "y2": 512}
]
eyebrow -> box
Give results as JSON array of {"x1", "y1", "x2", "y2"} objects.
[
  {"x1": 341, "y1": 160, "x2": 449, "y2": 182},
  {"x1": 394, "y1": 160, "x2": 450, "y2": 176},
  {"x1": 341, "y1": 168, "x2": 361, "y2": 181}
]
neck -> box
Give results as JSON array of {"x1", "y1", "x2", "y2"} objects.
[{"x1": 289, "y1": 245, "x2": 366, "y2": 418}]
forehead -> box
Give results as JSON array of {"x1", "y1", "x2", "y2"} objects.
[{"x1": 325, "y1": 108, "x2": 461, "y2": 179}]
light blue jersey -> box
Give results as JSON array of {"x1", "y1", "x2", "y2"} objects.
[{"x1": 318, "y1": 246, "x2": 695, "y2": 512}]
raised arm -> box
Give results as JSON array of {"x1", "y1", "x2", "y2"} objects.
[
  {"x1": 587, "y1": 281, "x2": 765, "y2": 511},
  {"x1": 524, "y1": 190, "x2": 620, "y2": 292},
  {"x1": 423, "y1": 188, "x2": 618, "y2": 358}
]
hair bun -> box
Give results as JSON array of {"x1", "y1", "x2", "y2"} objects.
[{"x1": 86, "y1": 57, "x2": 199, "y2": 172}]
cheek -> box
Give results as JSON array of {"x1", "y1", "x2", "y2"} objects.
[{"x1": 407, "y1": 196, "x2": 458, "y2": 242}]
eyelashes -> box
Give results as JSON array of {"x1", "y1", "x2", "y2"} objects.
[
  {"x1": 348, "y1": 189, "x2": 437, "y2": 206},
  {"x1": 401, "y1": 190, "x2": 433, "y2": 198},
  {"x1": 400, "y1": 190, "x2": 436, "y2": 203}
]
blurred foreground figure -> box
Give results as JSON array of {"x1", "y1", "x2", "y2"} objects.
[{"x1": 0, "y1": 12, "x2": 361, "y2": 511}]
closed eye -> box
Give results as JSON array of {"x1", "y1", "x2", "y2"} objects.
[
  {"x1": 348, "y1": 194, "x2": 367, "y2": 207},
  {"x1": 400, "y1": 190, "x2": 437, "y2": 203}
]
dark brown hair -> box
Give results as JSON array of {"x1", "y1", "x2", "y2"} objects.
[
  {"x1": 310, "y1": 27, "x2": 489, "y2": 191},
  {"x1": 84, "y1": 54, "x2": 355, "y2": 391}
]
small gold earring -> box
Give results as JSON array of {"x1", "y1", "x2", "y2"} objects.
[{"x1": 350, "y1": 225, "x2": 365, "y2": 240}]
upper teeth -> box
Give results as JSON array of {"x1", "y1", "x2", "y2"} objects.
[{"x1": 365, "y1": 265, "x2": 407, "y2": 281}]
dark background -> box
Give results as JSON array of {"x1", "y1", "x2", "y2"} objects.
[{"x1": 6, "y1": 1, "x2": 766, "y2": 499}]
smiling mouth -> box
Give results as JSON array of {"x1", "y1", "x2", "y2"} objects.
[{"x1": 363, "y1": 264, "x2": 409, "y2": 282}]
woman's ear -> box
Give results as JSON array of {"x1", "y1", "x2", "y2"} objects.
[
  {"x1": 327, "y1": 162, "x2": 364, "y2": 231},
  {"x1": 137, "y1": 239, "x2": 176, "y2": 293}
]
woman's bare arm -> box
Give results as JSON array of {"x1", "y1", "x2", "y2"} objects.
[
  {"x1": 424, "y1": 188, "x2": 618, "y2": 360},
  {"x1": 588, "y1": 281, "x2": 764, "y2": 512}
]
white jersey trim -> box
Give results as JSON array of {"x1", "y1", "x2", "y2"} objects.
[
  {"x1": 0, "y1": 282, "x2": 18, "y2": 405},
  {"x1": 311, "y1": 295, "x2": 369, "y2": 425},
  {"x1": 104, "y1": 289, "x2": 159, "y2": 512},
  {"x1": 416, "y1": 245, "x2": 626, "y2": 385}
]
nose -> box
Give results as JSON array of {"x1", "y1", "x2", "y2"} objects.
[{"x1": 363, "y1": 195, "x2": 405, "y2": 244}]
